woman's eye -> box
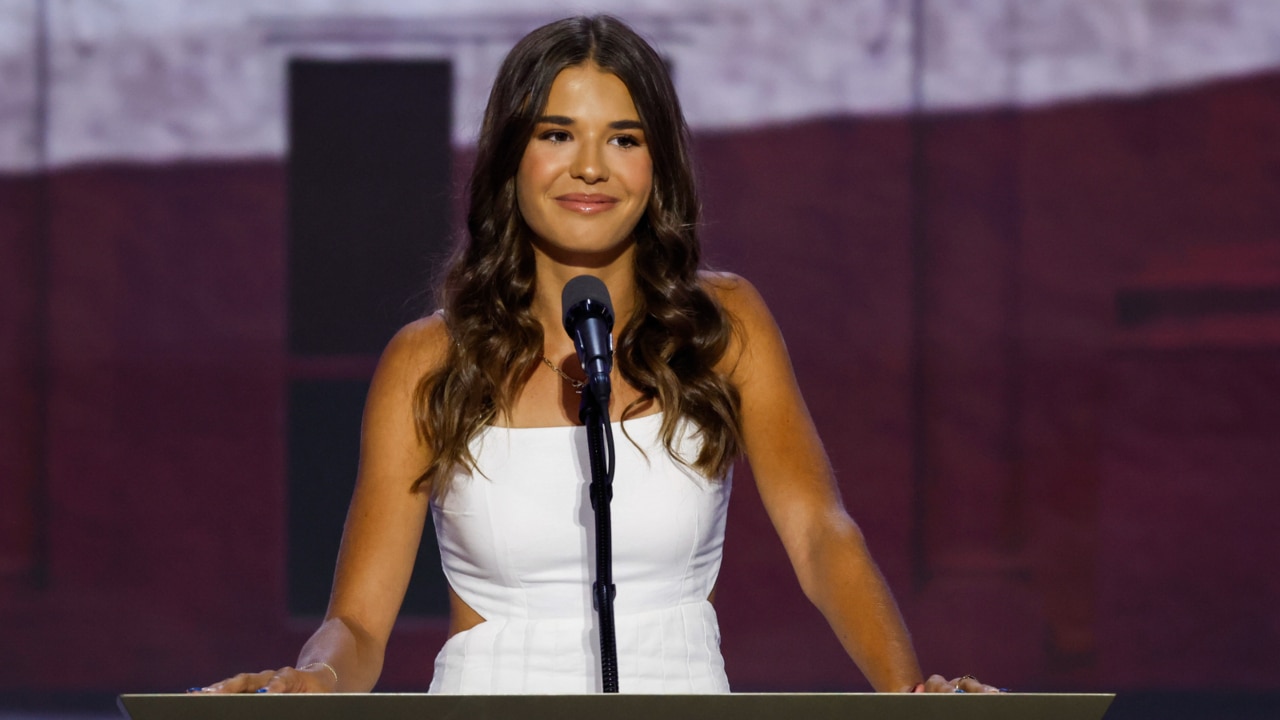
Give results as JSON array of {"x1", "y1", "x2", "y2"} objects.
[
  {"x1": 611, "y1": 134, "x2": 641, "y2": 148},
  {"x1": 541, "y1": 130, "x2": 571, "y2": 143}
]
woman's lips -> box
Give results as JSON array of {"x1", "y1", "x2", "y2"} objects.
[{"x1": 555, "y1": 193, "x2": 619, "y2": 214}]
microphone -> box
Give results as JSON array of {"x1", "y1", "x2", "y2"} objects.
[
  {"x1": 562, "y1": 275, "x2": 619, "y2": 691},
  {"x1": 561, "y1": 275, "x2": 614, "y2": 405}
]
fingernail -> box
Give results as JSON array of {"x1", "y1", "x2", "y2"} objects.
[
  {"x1": 186, "y1": 687, "x2": 203, "y2": 693},
  {"x1": 256, "y1": 688, "x2": 268, "y2": 693}
]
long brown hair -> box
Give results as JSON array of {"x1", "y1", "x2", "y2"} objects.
[{"x1": 414, "y1": 15, "x2": 741, "y2": 495}]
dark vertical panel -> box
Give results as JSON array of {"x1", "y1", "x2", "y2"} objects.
[
  {"x1": 287, "y1": 380, "x2": 365, "y2": 616},
  {"x1": 287, "y1": 60, "x2": 452, "y2": 355},
  {"x1": 286, "y1": 380, "x2": 446, "y2": 616},
  {"x1": 286, "y1": 60, "x2": 452, "y2": 616}
]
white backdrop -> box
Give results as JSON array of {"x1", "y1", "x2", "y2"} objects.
[{"x1": 1, "y1": 0, "x2": 1279, "y2": 170}]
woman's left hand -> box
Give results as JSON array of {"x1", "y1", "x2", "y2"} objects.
[{"x1": 915, "y1": 674, "x2": 1003, "y2": 693}]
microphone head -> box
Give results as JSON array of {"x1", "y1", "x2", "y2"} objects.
[{"x1": 561, "y1": 275, "x2": 615, "y2": 334}]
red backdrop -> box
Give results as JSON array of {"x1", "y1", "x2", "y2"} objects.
[{"x1": 2, "y1": 71, "x2": 1279, "y2": 694}]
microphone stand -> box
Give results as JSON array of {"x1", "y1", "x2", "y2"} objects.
[{"x1": 580, "y1": 382, "x2": 618, "y2": 693}]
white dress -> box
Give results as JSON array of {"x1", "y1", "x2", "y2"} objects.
[{"x1": 427, "y1": 412, "x2": 733, "y2": 694}]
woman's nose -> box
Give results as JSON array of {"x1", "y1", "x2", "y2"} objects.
[{"x1": 570, "y1": 141, "x2": 607, "y2": 183}]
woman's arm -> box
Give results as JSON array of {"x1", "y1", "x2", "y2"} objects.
[
  {"x1": 200, "y1": 316, "x2": 447, "y2": 693},
  {"x1": 709, "y1": 273, "x2": 923, "y2": 692}
]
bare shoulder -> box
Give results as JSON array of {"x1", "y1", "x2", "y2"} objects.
[
  {"x1": 697, "y1": 271, "x2": 784, "y2": 380},
  {"x1": 359, "y1": 313, "x2": 451, "y2": 482},
  {"x1": 698, "y1": 270, "x2": 772, "y2": 323},
  {"x1": 699, "y1": 269, "x2": 777, "y2": 327},
  {"x1": 374, "y1": 312, "x2": 452, "y2": 386}
]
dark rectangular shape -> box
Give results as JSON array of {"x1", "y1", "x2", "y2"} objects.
[
  {"x1": 1116, "y1": 286, "x2": 1280, "y2": 327},
  {"x1": 286, "y1": 379, "x2": 447, "y2": 616},
  {"x1": 287, "y1": 59, "x2": 452, "y2": 356}
]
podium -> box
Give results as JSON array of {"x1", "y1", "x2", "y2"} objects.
[{"x1": 119, "y1": 692, "x2": 1115, "y2": 720}]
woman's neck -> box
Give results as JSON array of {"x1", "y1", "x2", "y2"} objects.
[{"x1": 531, "y1": 251, "x2": 638, "y2": 356}]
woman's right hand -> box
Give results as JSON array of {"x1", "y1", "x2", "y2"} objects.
[{"x1": 190, "y1": 662, "x2": 339, "y2": 694}]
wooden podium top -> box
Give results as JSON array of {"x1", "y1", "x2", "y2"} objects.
[{"x1": 119, "y1": 691, "x2": 1114, "y2": 720}]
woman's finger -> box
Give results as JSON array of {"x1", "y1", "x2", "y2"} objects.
[
  {"x1": 952, "y1": 674, "x2": 1002, "y2": 694},
  {"x1": 256, "y1": 670, "x2": 286, "y2": 693},
  {"x1": 257, "y1": 665, "x2": 332, "y2": 694},
  {"x1": 922, "y1": 674, "x2": 953, "y2": 692},
  {"x1": 193, "y1": 669, "x2": 276, "y2": 694},
  {"x1": 258, "y1": 667, "x2": 303, "y2": 693},
  {"x1": 193, "y1": 664, "x2": 336, "y2": 695},
  {"x1": 915, "y1": 673, "x2": 1003, "y2": 693}
]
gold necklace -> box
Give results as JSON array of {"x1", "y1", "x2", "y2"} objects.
[{"x1": 539, "y1": 355, "x2": 586, "y2": 392}]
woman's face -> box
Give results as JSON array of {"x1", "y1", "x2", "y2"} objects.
[{"x1": 516, "y1": 62, "x2": 653, "y2": 263}]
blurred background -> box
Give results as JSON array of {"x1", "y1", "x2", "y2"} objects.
[{"x1": 2, "y1": 0, "x2": 1279, "y2": 718}]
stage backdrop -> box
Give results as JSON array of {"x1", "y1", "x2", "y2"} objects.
[{"x1": 1, "y1": 0, "x2": 1279, "y2": 697}]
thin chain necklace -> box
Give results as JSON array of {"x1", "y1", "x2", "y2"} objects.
[{"x1": 539, "y1": 355, "x2": 586, "y2": 392}]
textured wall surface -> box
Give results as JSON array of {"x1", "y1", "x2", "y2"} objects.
[{"x1": 2, "y1": 0, "x2": 1280, "y2": 168}]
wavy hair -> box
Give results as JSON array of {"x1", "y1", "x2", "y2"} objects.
[{"x1": 414, "y1": 15, "x2": 741, "y2": 496}]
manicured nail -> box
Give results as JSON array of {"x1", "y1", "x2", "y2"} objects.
[
  {"x1": 186, "y1": 687, "x2": 203, "y2": 693},
  {"x1": 256, "y1": 688, "x2": 268, "y2": 693}
]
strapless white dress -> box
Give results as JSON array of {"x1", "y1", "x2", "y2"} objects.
[{"x1": 427, "y1": 412, "x2": 733, "y2": 694}]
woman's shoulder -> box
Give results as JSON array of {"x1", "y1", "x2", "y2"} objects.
[
  {"x1": 697, "y1": 270, "x2": 782, "y2": 379},
  {"x1": 373, "y1": 311, "x2": 453, "y2": 387},
  {"x1": 697, "y1": 269, "x2": 744, "y2": 294},
  {"x1": 697, "y1": 270, "x2": 772, "y2": 327}
]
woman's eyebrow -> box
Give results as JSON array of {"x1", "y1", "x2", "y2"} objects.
[
  {"x1": 535, "y1": 114, "x2": 575, "y2": 125},
  {"x1": 534, "y1": 115, "x2": 644, "y2": 131}
]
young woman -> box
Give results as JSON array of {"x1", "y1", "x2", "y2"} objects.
[{"x1": 201, "y1": 15, "x2": 997, "y2": 695}]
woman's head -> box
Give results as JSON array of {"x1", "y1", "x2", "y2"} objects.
[
  {"x1": 515, "y1": 61, "x2": 654, "y2": 264},
  {"x1": 468, "y1": 15, "x2": 698, "y2": 266},
  {"x1": 418, "y1": 16, "x2": 740, "y2": 497}
]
